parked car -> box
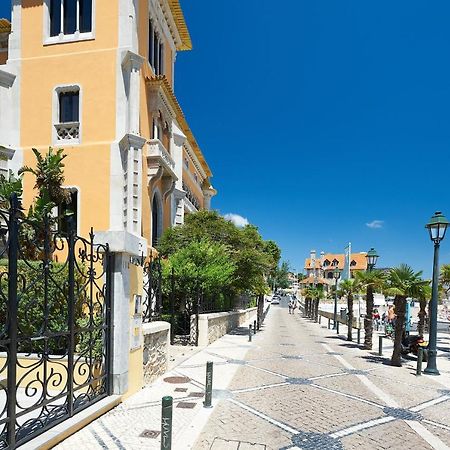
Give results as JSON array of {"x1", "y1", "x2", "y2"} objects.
[{"x1": 271, "y1": 295, "x2": 280, "y2": 305}]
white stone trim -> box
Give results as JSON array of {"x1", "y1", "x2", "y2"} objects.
[
  {"x1": 183, "y1": 139, "x2": 207, "y2": 180},
  {"x1": 52, "y1": 84, "x2": 82, "y2": 146},
  {"x1": 150, "y1": 0, "x2": 177, "y2": 54},
  {"x1": 42, "y1": 0, "x2": 96, "y2": 46}
]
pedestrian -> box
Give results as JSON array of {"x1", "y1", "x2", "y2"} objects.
[{"x1": 288, "y1": 299, "x2": 293, "y2": 314}]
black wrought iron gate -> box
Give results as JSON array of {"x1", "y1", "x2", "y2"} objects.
[{"x1": 0, "y1": 196, "x2": 112, "y2": 449}]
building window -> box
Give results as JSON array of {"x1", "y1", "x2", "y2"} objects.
[
  {"x1": 149, "y1": 20, "x2": 164, "y2": 75},
  {"x1": 50, "y1": 0, "x2": 93, "y2": 37},
  {"x1": 152, "y1": 194, "x2": 162, "y2": 246},
  {"x1": 58, "y1": 189, "x2": 78, "y2": 234},
  {"x1": 54, "y1": 87, "x2": 80, "y2": 143}
]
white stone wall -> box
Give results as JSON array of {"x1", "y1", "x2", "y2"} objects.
[
  {"x1": 142, "y1": 321, "x2": 170, "y2": 384},
  {"x1": 197, "y1": 308, "x2": 258, "y2": 347}
]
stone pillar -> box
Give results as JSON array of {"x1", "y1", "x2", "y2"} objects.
[
  {"x1": 95, "y1": 230, "x2": 147, "y2": 395},
  {"x1": 122, "y1": 51, "x2": 144, "y2": 135},
  {"x1": 119, "y1": 134, "x2": 146, "y2": 235}
]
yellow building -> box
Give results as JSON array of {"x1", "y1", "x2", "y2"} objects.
[{"x1": 0, "y1": 0, "x2": 216, "y2": 252}]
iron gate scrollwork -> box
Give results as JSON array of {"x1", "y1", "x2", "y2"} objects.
[
  {"x1": 0, "y1": 195, "x2": 112, "y2": 449},
  {"x1": 142, "y1": 254, "x2": 162, "y2": 323}
]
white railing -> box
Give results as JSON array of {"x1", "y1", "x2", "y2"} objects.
[
  {"x1": 148, "y1": 139, "x2": 175, "y2": 170},
  {"x1": 55, "y1": 122, "x2": 80, "y2": 141}
]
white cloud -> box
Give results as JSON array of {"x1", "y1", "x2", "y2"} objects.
[
  {"x1": 224, "y1": 213, "x2": 249, "y2": 228},
  {"x1": 366, "y1": 220, "x2": 384, "y2": 229}
]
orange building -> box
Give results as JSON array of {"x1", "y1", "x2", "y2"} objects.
[{"x1": 0, "y1": 0, "x2": 216, "y2": 254}]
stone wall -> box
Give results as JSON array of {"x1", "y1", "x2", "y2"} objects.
[
  {"x1": 142, "y1": 321, "x2": 170, "y2": 385},
  {"x1": 197, "y1": 307, "x2": 258, "y2": 347}
]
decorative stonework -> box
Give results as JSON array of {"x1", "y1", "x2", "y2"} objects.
[
  {"x1": 55, "y1": 122, "x2": 80, "y2": 141},
  {"x1": 143, "y1": 327, "x2": 170, "y2": 385}
]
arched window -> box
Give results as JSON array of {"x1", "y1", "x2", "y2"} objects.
[{"x1": 152, "y1": 192, "x2": 163, "y2": 246}]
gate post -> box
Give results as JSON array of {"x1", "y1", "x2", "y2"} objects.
[
  {"x1": 95, "y1": 231, "x2": 147, "y2": 396},
  {"x1": 6, "y1": 194, "x2": 19, "y2": 448}
]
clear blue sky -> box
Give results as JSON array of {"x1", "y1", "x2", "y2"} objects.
[{"x1": 2, "y1": 1, "x2": 450, "y2": 276}]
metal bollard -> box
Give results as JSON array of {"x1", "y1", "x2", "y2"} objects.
[
  {"x1": 204, "y1": 361, "x2": 213, "y2": 408},
  {"x1": 319, "y1": 315, "x2": 322, "y2": 325},
  {"x1": 253, "y1": 320, "x2": 257, "y2": 334},
  {"x1": 357, "y1": 328, "x2": 361, "y2": 344},
  {"x1": 416, "y1": 347, "x2": 423, "y2": 376},
  {"x1": 248, "y1": 324, "x2": 252, "y2": 342},
  {"x1": 336, "y1": 320, "x2": 339, "y2": 334},
  {"x1": 161, "y1": 396, "x2": 173, "y2": 450},
  {"x1": 378, "y1": 335, "x2": 383, "y2": 356},
  {"x1": 328, "y1": 318, "x2": 331, "y2": 329}
]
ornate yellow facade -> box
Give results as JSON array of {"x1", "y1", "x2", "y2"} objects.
[{"x1": 0, "y1": 0, "x2": 216, "y2": 253}]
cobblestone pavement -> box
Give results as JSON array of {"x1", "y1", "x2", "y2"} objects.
[
  {"x1": 55, "y1": 298, "x2": 450, "y2": 450},
  {"x1": 194, "y1": 300, "x2": 450, "y2": 450}
]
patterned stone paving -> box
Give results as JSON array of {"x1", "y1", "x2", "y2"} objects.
[
  {"x1": 55, "y1": 298, "x2": 450, "y2": 449},
  {"x1": 195, "y1": 300, "x2": 450, "y2": 450}
]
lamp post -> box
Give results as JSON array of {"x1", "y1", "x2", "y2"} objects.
[
  {"x1": 424, "y1": 211, "x2": 449, "y2": 375},
  {"x1": 333, "y1": 267, "x2": 340, "y2": 329},
  {"x1": 364, "y1": 248, "x2": 379, "y2": 347}
]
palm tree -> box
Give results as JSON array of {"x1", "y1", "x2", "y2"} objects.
[
  {"x1": 386, "y1": 264, "x2": 428, "y2": 366},
  {"x1": 439, "y1": 264, "x2": 450, "y2": 301},
  {"x1": 338, "y1": 279, "x2": 357, "y2": 341},
  {"x1": 354, "y1": 270, "x2": 386, "y2": 350},
  {"x1": 19, "y1": 147, "x2": 71, "y2": 205},
  {"x1": 417, "y1": 284, "x2": 431, "y2": 336}
]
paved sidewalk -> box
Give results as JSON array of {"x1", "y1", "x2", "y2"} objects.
[{"x1": 56, "y1": 299, "x2": 450, "y2": 449}]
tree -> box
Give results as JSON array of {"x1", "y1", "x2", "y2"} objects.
[
  {"x1": 162, "y1": 240, "x2": 236, "y2": 311},
  {"x1": 19, "y1": 147, "x2": 71, "y2": 206},
  {"x1": 269, "y1": 261, "x2": 290, "y2": 290},
  {"x1": 158, "y1": 210, "x2": 277, "y2": 297},
  {"x1": 417, "y1": 284, "x2": 431, "y2": 336},
  {"x1": 304, "y1": 286, "x2": 324, "y2": 321},
  {"x1": 0, "y1": 171, "x2": 23, "y2": 210},
  {"x1": 338, "y1": 279, "x2": 357, "y2": 341},
  {"x1": 386, "y1": 264, "x2": 428, "y2": 366},
  {"x1": 439, "y1": 264, "x2": 450, "y2": 300},
  {"x1": 354, "y1": 270, "x2": 386, "y2": 350}
]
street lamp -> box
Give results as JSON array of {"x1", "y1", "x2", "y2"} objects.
[
  {"x1": 366, "y1": 248, "x2": 379, "y2": 271},
  {"x1": 424, "y1": 211, "x2": 449, "y2": 375},
  {"x1": 364, "y1": 248, "x2": 379, "y2": 347},
  {"x1": 333, "y1": 266, "x2": 340, "y2": 329}
]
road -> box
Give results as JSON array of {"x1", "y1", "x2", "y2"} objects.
[{"x1": 194, "y1": 296, "x2": 450, "y2": 449}]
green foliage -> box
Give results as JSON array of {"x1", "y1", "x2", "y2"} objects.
[
  {"x1": 0, "y1": 259, "x2": 87, "y2": 355},
  {"x1": 0, "y1": 171, "x2": 23, "y2": 209},
  {"x1": 385, "y1": 264, "x2": 428, "y2": 299},
  {"x1": 163, "y1": 240, "x2": 235, "y2": 298},
  {"x1": 158, "y1": 210, "x2": 278, "y2": 296},
  {"x1": 440, "y1": 264, "x2": 450, "y2": 298},
  {"x1": 268, "y1": 261, "x2": 290, "y2": 290},
  {"x1": 19, "y1": 147, "x2": 71, "y2": 205}
]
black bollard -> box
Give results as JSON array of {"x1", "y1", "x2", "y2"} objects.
[
  {"x1": 357, "y1": 328, "x2": 361, "y2": 344},
  {"x1": 378, "y1": 335, "x2": 383, "y2": 356},
  {"x1": 336, "y1": 320, "x2": 339, "y2": 334},
  {"x1": 328, "y1": 318, "x2": 331, "y2": 329},
  {"x1": 416, "y1": 347, "x2": 424, "y2": 376},
  {"x1": 253, "y1": 320, "x2": 257, "y2": 334},
  {"x1": 204, "y1": 361, "x2": 213, "y2": 408},
  {"x1": 248, "y1": 324, "x2": 252, "y2": 342},
  {"x1": 161, "y1": 396, "x2": 173, "y2": 450},
  {"x1": 319, "y1": 315, "x2": 322, "y2": 325}
]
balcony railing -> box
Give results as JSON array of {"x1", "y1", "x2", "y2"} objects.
[
  {"x1": 55, "y1": 122, "x2": 80, "y2": 141},
  {"x1": 148, "y1": 139, "x2": 175, "y2": 170}
]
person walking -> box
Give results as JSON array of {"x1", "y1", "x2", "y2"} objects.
[{"x1": 288, "y1": 299, "x2": 293, "y2": 314}]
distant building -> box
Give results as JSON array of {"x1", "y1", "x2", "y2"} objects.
[{"x1": 300, "y1": 249, "x2": 368, "y2": 291}]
